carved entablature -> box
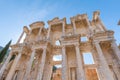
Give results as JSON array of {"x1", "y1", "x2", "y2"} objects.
[
  {"x1": 29, "y1": 21, "x2": 45, "y2": 30},
  {"x1": 48, "y1": 17, "x2": 66, "y2": 26},
  {"x1": 11, "y1": 43, "x2": 32, "y2": 55},
  {"x1": 93, "y1": 30, "x2": 114, "y2": 41},
  {"x1": 100, "y1": 41, "x2": 111, "y2": 50},
  {"x1": 70, "y1": 14, "x2": 88, "y2": 22},
  {"x1": 80, "y1": 42, "x2": 92, "y2": 51},
  {"x1": 32, "y1": 40, "x2": 47, "y2": 50},
  {"x1": 61, "y1": 34, "x2": 80, "y2": 41},
  {"x1": 11, "y1": 43, "x2": 23, "y2": 52},
  {"x1": 21, "y1": 43, "x2": 32, "y2": 55},
  {"x1": 52, "y1": 46, "x2": 62, "y2": 55}
]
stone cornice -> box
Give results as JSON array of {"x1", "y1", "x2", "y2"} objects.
[
  {"x1": 70, "y1": 14, "x2": 88, "y2": 22},
  {"x1": 47, "y1": 17, "x2": 66, "y2": 25},
  {"x1": 93, "y1": 30, "x2": 114, "y2": 41},
  {"x1": 29, "y1": 21, "x2": 45, "y2": 30},
  {"x1": 61, "y1": 34, "x2": 80, "y2": 40}
]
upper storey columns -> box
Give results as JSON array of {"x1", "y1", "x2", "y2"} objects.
[
  {"x1": 29, "y1": 21, "x2": 45, "y2": 41},
  {"x1": 47, "y1": 17, "x2": 66, "y2": 39},
  {"x1": 70, "y1": 14, "x2": 91, "y2": 35},
  {"x1": 17, "y1": 31, "x2": 24, "y2": 43},
  {"x1": 17, "y1": 26, "x2": 30, "y2": 44}
]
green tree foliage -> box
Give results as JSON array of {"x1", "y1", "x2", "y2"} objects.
[
  {"x1": 52, "y1": 65, "x2": 57, "y2": 72},
  {"x1": 0, "y1": 40, "x2": 12, "y2": 63}
]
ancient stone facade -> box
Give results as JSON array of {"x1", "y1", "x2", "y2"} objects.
[{"x1": 0, "y1": 11, "x2": 120, "y2": 80}]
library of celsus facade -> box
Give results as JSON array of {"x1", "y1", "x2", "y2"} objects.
[{"x1": 0, "y1": 11, "x2": 120, "y2": 80}]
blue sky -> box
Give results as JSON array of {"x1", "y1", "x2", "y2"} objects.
[{"x1": 0, "y1": 0, "x2": 120, "y2": 46}]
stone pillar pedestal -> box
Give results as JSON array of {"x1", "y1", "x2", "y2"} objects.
[
  {"x1": 6, "y1": 52, "x2": 22, "y2": 80},
  {"x1": 23, "y1": 50, "x2": 36, "y2": 80},
  {"x1": 94, "y1": 41, "x2": 114, "y2": 80},
  {"x1": 0, "y1": 52, "x2": 12, "y2": 79},
  {"x1": 111, "y1": 40, "x2": 120, "y2": 63},
  {"x1": 37, "y1": 48, "x2": 47, "y2": 80},
  {"x1": 75, "y1": 44, "x2": 85, "y2": 80},
  {"x1": 62, "y1": 46, "x2": 68, "y2": 80}
]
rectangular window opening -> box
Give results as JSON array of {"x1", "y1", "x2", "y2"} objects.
[
  {"x1": 81, "y1": 36, "x2": 88, "y2": 42},
  {"x1": 83, "y1": 52, "x2": 94, "y2": 64},
  {"x1": 55, "y1": 40, "x2": 61, "y2": 46},
  {"x1": 53, "y1": 55, "x2": 62, "y2": 61}
]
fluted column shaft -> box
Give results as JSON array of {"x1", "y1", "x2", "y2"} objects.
[
  {"x1": 75, "y1": 44, "x2": 85, "y2": 80},
  {"x1": 91, "y1": 49, "x2": 103, "y2": 80},
  {"x1": 0, "y1": 52, "x2": 12, "y2": 79},
  {"x1": 23, "y1": 50, "x2": 36, "y2": 80},
  {"x1": 37, "y1": 48, "x2": 47, "y2": 80},
  {"x1": 6, "y1": 52, "x2": 22, "y2": 80},
  {"x1": 72, "y1": 20, "x2": 76, "y2": 34},
  {"x1": 94, "y1": 41, "x2": 114, "y2": 80},
  {"x1": 37, "y1": 27, "x2": 43, "y2": 40},
  {"x1": 111, "y1": 40, "x2": 120, "y2": 63},
  {"x1": 47, "y1": 25, "x2": 51, "y2": 39},
  {"x1": 62, "y1": 46, "x2": 68, "y2": 80},
  {"x1": 62, "y1": 23, "x2": 65, "y2": 36}
]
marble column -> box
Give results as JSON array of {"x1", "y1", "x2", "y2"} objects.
[
  {"x1": 111, "y1": 40, "x2": 120, "y2": 63},
  {"x1": 91, "y1": 49, "x2": 103, "y2": 80},
  {"x1": 94, "y1": 41, "x2": 114, "y2": 80},
  {"x1": 72, "y1": 20, "x2": 76, "y2": 34},
  {"x1": 23, "y1": 50, "x2": 36, "y2": 80},
  {"x1": 6, "y1": 52, "x2": 22, "y2": 80},
  {"x1": 112, "y1": 60, "x2": 120, "y2": 79},
  {"x1": 0, "y1": 52, "x2": 12, "y2": 79},
  {"x1": 75, "y1": 44, "x2": 85, "y2": 80},
  {"x1": 62, "y1": 22, "x2": 65, "y2": 36},
  {"x1": 62, "y1": 46, "x2": 68, "y2": 80},
  {"x1": 37, "y1": 27, "x2": 43, "y2": 40},
  {"x1": 37, "y1": 48, "x2": 47, "y2": 80},
  {"x1": 47, "y1": 25, "x2": 51, "y2": 39},
  {"x1": 17, "y1": 31, "x2": 24, "y2": 44}
]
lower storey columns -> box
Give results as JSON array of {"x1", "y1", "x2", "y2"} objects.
[
  {"x1": 23, "y1": 50, "x2": 36, "y2": 80},
  {"x1": 111, "y1": 40, "x2": 120, "y2": 63},
  {"x1": 62, "y1": 46, "x2": 68, "y2": 80},
  {"x1": 37, "y1": 48, "x2": 47, "y2": 80},
  {"x1": 0, "y1": 52, "x2": 12, "y2": 79},
  {"x1": 75, "y1": 44, "x2": 86, "y2": 80},
  {"x1": 94, "y1": 41, "x2": 114, "y2": 80},
  {"x1": 6, "y1": 52, "x2": 22, "y2": 80}
]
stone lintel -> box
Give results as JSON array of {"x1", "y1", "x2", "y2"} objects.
[
  {"x1": 93, "y1": 30, "x2": 114, "y2": 41},
  {"x1": 84, "y1": 64, "x2": 98, "y2": 69}
]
